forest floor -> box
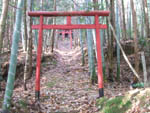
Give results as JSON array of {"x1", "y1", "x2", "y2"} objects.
[{"x1": 0, "y1": 40, "x2": 150, "y2": 113}]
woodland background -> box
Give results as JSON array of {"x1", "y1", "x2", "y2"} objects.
[{"x1": 0, "y1": 0, "x2": 150, "y2": 113}]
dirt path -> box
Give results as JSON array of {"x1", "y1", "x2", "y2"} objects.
[{"x1": 38, "y1": 45, "x2": 99, "y2": 112}]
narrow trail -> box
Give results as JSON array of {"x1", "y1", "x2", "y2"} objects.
[{"x1": 38, "y1": 42, "x2": 99, "y2": 112}]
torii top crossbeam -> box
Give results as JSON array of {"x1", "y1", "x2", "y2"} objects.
[
  {"x1": 28, "y1": 11, "x2": 109, "y2": 30},
  {"x1": 28, "y1": 11, "x2": 109, "y2": 17}
]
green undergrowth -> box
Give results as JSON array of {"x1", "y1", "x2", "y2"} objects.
[
  {"x1": 42, "y1": 55, "x2": 57, "y2": 67},
  {"x1": 46, "y1": 81, "x2": 56, "y2": 88},
  {"x1": 42, "y1": 60, "x2": 57, "y2": 67},
  {"x1": 97, "y1": 88, "x2": 150, "y2": 113},
  {"x1": 17, "y1": 99, "x2": 28, "y2": 109},
  {"x1": 46, "y1": 77, "x2": 59, "y2": 88},
  {"x1": 97, "y1": 96, "x2": 131, "y2": 113},
  {"x1": 0, "y1": 97, "x2": 2, "y2": 108}
]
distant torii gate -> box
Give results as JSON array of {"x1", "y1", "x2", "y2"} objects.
[
  {"x1": 56, "y1": 30, "x2": 73, "y2": 49},
  {"x1": 28, "y1": 11, "x2": 110, "y2": 100}
]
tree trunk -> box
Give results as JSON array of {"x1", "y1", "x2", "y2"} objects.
[
  {"x1": 141, "y1": 52, "x2": 147, "y2": 86},
  {"x1": 0, "y1": 0, "x2": 9, "y2": 53},
  {"x1": 116, "y1": 0, "x2": 121, "y2": 80},
  {"x1": 23, "y1": 0, "x2": 28, "y2": 51},
  {"x1": 130, "y1": 0, "x2": 139, "y2": 83},
  {"x1": 92, "y1": 0, "x2": 98, "y2": 60},
  {"x1": 34, "y1": 30, "x2": 38, "y2": 51},
  {"x1": 55, "y1": 30, "x2": 59, "y2": 49},
  {"x1": 40, "y1": 0, "x2": 43, "y2": 10},
  {"x1": 0, "y1": 62, "x2": 2, "y2": 90},
  {"x1": 140, "y1": 2, "x2": 144, "y2": 39},
  {"x1": 28, "y1": 0, "x2": 33, "y2": 81},
  {"x1": 142, "y1": 0, "x2": 150, "y2": 38},
  {"x1": 2, "y1": 0, "x2": 24, "y2": 111},
  {"x1": 50, "y1": 0, "x2": 56, "y2": 53},
  {"x1": 78, "y1": 19, "x2": 85, "y2": 66},
  {"x1": 107, "y1": 0, "x2": 115, "y2": 81},
  {"x1": 93, "y1": 0, "x2": 98, "y2": 9},
  {"x1": 100, "y1": 30, "x2": 106, "y2": 78},
  {"x1": 121, "y1": 0, "x2": 127, "y2": 40},
  {"x1": 13, "y1": 0, "x2": 17, "y2": 23},
  {"x1": 85, "y1": 0, "x2": 97, "y2": 84},
  {"x1": 100, "y1": 0, "x2": 106, "y2": 79},
  {"x1": 6, "y1": 18, "x2": 10, "y2": 51},
  {"x1": 23, "y1": 0, "x2": 33, "y2": 90},
  {"x1": 105, "y1": 0, "x2": 110, "y2": 79},
  {"x1": 142, "y1": 0, "x2": 150, "y2": 53},
  {"x1": 128, "y1": 1, "x2": 132, "y2": 39}
]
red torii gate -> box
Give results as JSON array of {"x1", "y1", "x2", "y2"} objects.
[
  {"x1": 28, "y1": 11, "x2": 110, "y2": 100},
  {"x1": 56, "y1": 30, "x2": 73, "y2": 49}
]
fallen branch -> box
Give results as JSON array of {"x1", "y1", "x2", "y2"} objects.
[{"x1": 108, "y1": 18, "x2": 142, "y2": 82}]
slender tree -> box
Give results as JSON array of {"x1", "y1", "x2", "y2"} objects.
[
  {"x1": 121, "y1": 0, "x2": 127, "y2": 39},
  {"x1": 0, "y1": 0, "x2": 9, "y2": 53},
  {"x1": 0, "y1": 0, "x2": 9, "y2": 89},
  {"x1": 128, "y1": 1, "x2": 132, "y2": 39},
  {"x1": 130, "y1": 0, "x2": 139, "y2": 83},
  {"x1": 78, "y1": 20, "x2": 85, "y2": 66},
  {"x1": 74, "y1": 0, "x2": 85, "y2": 66},
  {"x1": 23, "y1": 0, "x2": 33, "y2": 90},
  {"x1": 85, "y1": 0, "x2": 97, "y2": 84},
  {"x1": 107, "y1": 0, "x2": 115, "y2": 81},
  {"x1": 100, "y1": 0, "x2": 106, "y2": 79},
  {"x1": 13, "y1": 0, "x2": 17, "y2": 23},
  {"x1": 142, "y1": 0, "x2": 150, "y2": 38},
  {"x1": 142, "y1": 0, "x2": 150, "y2": 53},
  {"x1": 0, "y1": 63, "x2": 2, "y2": 90},
  {"x1": 23, "y1": 0, "x2": 28, "y2": 51},
  {"x1": 140, "y1": 2, "x2": 144, "y2": 39},
  {"x1": 2, "y1": 0, "x2": 24, "y2": 111},
  {"x1": 116, "y1": 0, "x2": 121, "y2": 80},
  {"x1": 50, "y1": 0, "x2": 56, "y2": 53},
  {"x1": 28, "y1": 0, "x2": 33, "y2": 82},
  {"x1": 40, "y1": 0, "x2": 43, "y2": 10}
]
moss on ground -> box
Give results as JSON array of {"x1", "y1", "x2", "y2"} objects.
[
  {"x1": 46, "y1": 81, "x2": 56, "y2": 88},
  {"x1": 17, "y1": 99, "x2": 28, "y2": 109},
  {"x1": 97, "y1": 96, "x2": 131, "y2": 113},
  {"x1": 97, "y1": 88, "x2": 150, "y2": 113}
]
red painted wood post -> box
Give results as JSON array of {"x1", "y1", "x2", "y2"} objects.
[
  {"x1": 67, "y1": 16, "x2": 72, "y2": 49},
  {"x1": 67, "y1": 16, "x2": 71, "y2": 25},
  {"x1": 62, "y1": 31, "x2": 65, "y2": 40},
  {"x1": 69, "y1": 30, "x2": 72, "y2": 49},
  {"x1": 28, "y1": 11, "x2": 110, "y2": 17},
  {"x1": 35, "y1": 16, "x2": 43, "y2": 100},
  {"x1": 95, "y1": 15, "x2": 104, "y2": 98}
]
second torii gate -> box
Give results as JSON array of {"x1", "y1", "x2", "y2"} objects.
[
  {"x1": 56, "y1": 30, "x2": 73, "y2": 49},
  {"x1": 28, "y1": 11, "x2": 110, "y2": 100}
]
